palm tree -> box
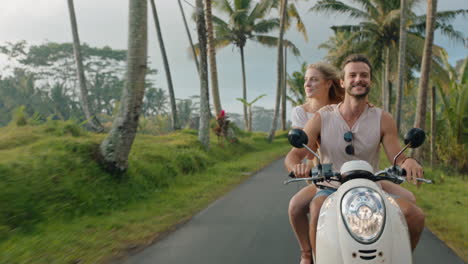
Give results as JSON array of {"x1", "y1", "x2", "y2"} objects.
[
  {"x1": 205, "y1": 0, "x2": 222, "y2": 116},
  {"x1": 430, "y1": 84, "x2": 436, "y2": 166},
  {"x1": 236, "y1": 94, "x2": 267, "y2": 131},
  {"x1": 310, "y1": 0, "x2": 466, "y2": 112},
  {"x1": 149, "y1": 0, "x2": 179, "y2": 130},
  {"x1": 426, "y1": 51, "x2": 467, "y2": 170},
  {"x1": 268, "y1": 0, "x2": 289, "y2": 142},
  {"x1": 178, "y1": 0, "x2": 199, "y2": 73},
  {"x1": 432, "y1": 51, "x2": 467, "y2": 146},
  {"x1": 265, "y1": 0, "x2": 309, "y2": 131},
  {"x1": 211, "y1": 0, "x2": 299, "y2": 130},
  {"x1": 413, "y1": 0, "x2": 437, "y2": 161},
  {"x1": 66, "y1": 0, "x2": 103, "y2": 132},
  {"x1": 281, "y1": 45, "x2": 287, "y2": 130},
  {"x1": 395, "y1": 0, "x2": 408, "y2": 133},
  {"x1": 100, "y1": 0, "x2": 148, "y2": 173},
  {"x1": 196, "y1": 0, "x2": 210, "y2": 149},
  {"x1": 286, "y1": 62, "x2": 307, "y2": 106}
]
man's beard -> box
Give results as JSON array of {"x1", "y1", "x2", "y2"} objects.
[{"x1": 346, "y1": 83, "x2": 370, "y2": 99}]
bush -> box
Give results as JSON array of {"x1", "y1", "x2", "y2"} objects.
[{"x1": 10, "y1": 106, "x2": 28, "y2": 126}]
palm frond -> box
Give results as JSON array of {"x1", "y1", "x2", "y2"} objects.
[
  {"x1": 353, "y1": 0, "x2": 380, "y2": 17},
  {"x1": 234, "y1": 0, "x2": 251, "y2": 11},
  {"x1": 460, "y1": 57, "x2": 468, "y2": 85},
  {"x1": 247, "y1": 1, "x2": 270, "y2": 24},
  {"x1": 434, "y1": 23, "x2": 466, "y2": 45},
  {"x1": 214, "y1": 0, "x2": 235, "y2": 16},
  {"x1": 331, "y1": 24, "x2": 363, "y2": 33},
  {"x1": 382, "y1": 9, "x2": 401, "y2": 27},
  {"x1": 252, "y1": 35, "x2": 300, "y2": 57},
  {"x1": 410, "y1": 9, "x2": 467, "y2": 41},
  {"x1": 310, "y1": 0, "x2": 371, "y2": 20},
  {"x1": 287, "y1": 3, "x2": 308, "y2": 41},
  {"x1": 253, "y1": 18, "x2": 280, "y2": 33},
  {"x1": 250, "y1": 94, "x2": 267, "y2": 104}
]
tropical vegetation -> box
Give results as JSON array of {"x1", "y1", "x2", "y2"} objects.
[{"x1": 0, "y1": 0, "x2": 467, "y2": 262}]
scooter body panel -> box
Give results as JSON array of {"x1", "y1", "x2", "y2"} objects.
[{"x1": 315, "y1": 179, "x2": 412, "y2": 264}]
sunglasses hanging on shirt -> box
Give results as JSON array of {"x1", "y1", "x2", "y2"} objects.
[{"x1": 344, "y1": 131, "x2": 355, "y2": 155}]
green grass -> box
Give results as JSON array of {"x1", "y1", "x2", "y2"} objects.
[
  {"x1": 0, "y1": 123, "x2": 291, "y2": 263},
  {"x1": 1, "y1": 123, "x2": 466, "y2": 263},
  {"x1": 403, "y1": 168, "x2": 468, "y2": 262},
  {"x1": 379, "y1": 149, "x2": 467, "y2": 262}
]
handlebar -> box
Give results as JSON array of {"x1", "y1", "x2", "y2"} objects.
[{"x1": 285, "y1": 165, "x2": 434, "y2": 185}]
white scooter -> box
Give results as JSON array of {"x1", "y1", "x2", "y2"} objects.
[{"x1": 285, "y1": 128, "x2": 433, "y2": 264}]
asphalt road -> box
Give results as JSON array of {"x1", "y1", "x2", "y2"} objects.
[{"x1": 118, "y1": 158, "x2": 464, "y2": 264}]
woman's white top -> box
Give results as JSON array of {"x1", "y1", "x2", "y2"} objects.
[{"x1": 291, "y1": 106, "x2": 315, "y2": 128}]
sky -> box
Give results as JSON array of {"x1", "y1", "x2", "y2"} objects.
[{"x1": 0, "y1": 0, "x2": 466, "y2": 116}]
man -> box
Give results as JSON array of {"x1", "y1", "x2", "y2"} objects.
[{"x1": 285, "y1": 54, "x2": 425, "y2": 259}]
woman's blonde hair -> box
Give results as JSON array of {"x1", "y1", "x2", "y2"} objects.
[{"x1": 307, "y1": 62, "x2": 344, "y2": 104}]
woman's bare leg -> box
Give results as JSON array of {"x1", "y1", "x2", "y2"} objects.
[{"x1": 288, "y1": 184, "x2": 317, "y2": 264}]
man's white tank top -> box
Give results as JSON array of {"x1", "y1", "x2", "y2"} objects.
[{"x1": 317, "y1": 103, "x2": 382, "y2": 187}]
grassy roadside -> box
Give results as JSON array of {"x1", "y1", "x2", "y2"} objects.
[
  {"x1": 0, "y1": 123, "x2": 291, "y2": 264},
  {"x1": 1, "y1": 123, "x2": 466, "y2": 263},
  {"x1": 379, "y1": 151, "x2": 467, "y2": 261},
  {"x1": 403, "y1": 169, "x2": 468, "y2": 262}
]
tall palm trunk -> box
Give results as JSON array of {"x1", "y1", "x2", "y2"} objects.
[
  {"x1": 268, "y1": 0, "x2": 288, "y2": 142},
  {"x1": 196, "y1": 0, "x2": 210, "y2": 149},
  {"x1": 240, "y1": 46, "x2": 248, "y2": 130},
  {"x1": 67, "y1": 0, "x2": 103, "y2": 132},
  {"x1": 100, "y1": 0, "x2": 147, "y2": 172},
  {"x1": 430, "y1": 85, "x2": 436, "y2": 166},
  {"x1": 178, "y1": 0, "x2": 199, "y2": 73},
  {"x1": 414, "y1": 0, "x2": 437, "y2": 161},
  {"x1": 383, "y1": 47, "x2": 391, "y2": 112},
  {"x1": 248, "y1": 105, "x2": 253, "y2": 132},
  {"x1": 395, "y1": 0, "x2": 408, "y2": 133},
  {"x1": 150, "y1": 0, "x2": 179, "y2": 130},
  {"x1": 281, "y1": 45, "x2": 287, "y2": 130},
  {"x1": 205, "y1": 0, "x2": 222, "y2": 116}
]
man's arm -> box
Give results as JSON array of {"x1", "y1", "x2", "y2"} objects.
[
  {"x1": 284, "y1": 113, "x2": 322, "y2": 177},
  {"x1": 381, "y1": 111, "x2": 423, "y2": 185}
]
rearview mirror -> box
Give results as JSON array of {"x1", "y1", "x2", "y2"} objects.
[
  {"x1": 288, "y1": 129, "x2": 308, "y2": 148},
  {"x1": 404, "y1": 128, "x2": 426, "y2": 148}
]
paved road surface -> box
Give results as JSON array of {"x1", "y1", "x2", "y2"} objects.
[{"x1": 118, "y1": 158, "x2": 464, "y2": 264}]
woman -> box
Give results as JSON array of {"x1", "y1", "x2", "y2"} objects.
[{"x1": 288, "y1": 62, "x2": 344, "y2": 264}]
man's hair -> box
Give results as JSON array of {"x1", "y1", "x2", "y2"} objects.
[{"x1": 340, "y1": 54, "x2": 373, "y2": 79}]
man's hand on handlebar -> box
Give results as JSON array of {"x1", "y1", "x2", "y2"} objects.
[{"x1": 401, "y1": 158, "x2": 423, "y2": 186}]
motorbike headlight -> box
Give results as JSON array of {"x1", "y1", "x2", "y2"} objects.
[{"x1": 341, "y1": 187, "x2": 386, "y2": 244}]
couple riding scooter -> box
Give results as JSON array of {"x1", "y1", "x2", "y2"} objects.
[{"x1": 285, "y1": 54, "x2": 426, "y2": 264}]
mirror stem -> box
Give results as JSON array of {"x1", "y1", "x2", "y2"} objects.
[
  {"x1": 302, "y1": 143, "x2": 321, "y2": 165},
  {"x1": 393, "y1": 143, "x2": 411, "y2": 168}
]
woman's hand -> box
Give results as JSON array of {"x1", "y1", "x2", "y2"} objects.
[{"x1": 292, "y1": 163, "x2": 312, "y2": 178}]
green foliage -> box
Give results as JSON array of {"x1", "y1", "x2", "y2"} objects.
[
  {"x1": 287, "y1": 62, "x2": 307, "y2": 106},
  {"x1": 0, "y1": 40, "x2": 163, "y2": 127},
  {"x1": 10, "y1": 106, "x2": 28, "y2": 126},
  {"x1": 314, "y1": 0, "x2": 466, "y2": 109},
  {"x1": 0, "y1": 123, "x2": 288, "y2": 243},
  {"x1": 404, "y1": 168, "x2": 468, "y2": 261},
  {"x1": 432, "y1": 54, "x2": 468, "y2": 172},
  {"x1": 44, "y1": 118, "x2": 86, "y2": 137}
]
